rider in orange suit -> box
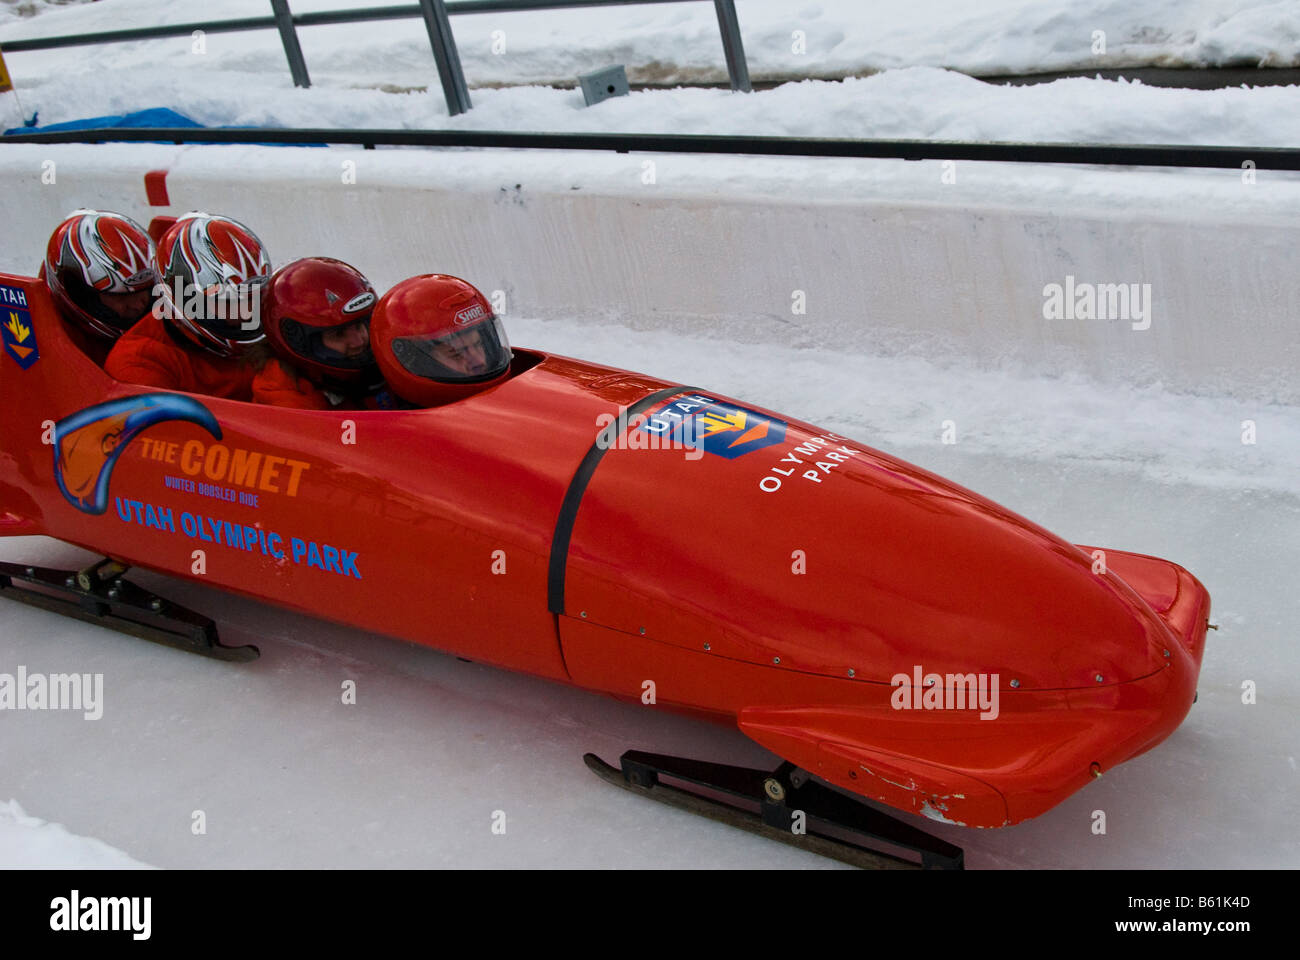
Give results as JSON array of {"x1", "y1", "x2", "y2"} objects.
[{"x1": 106, "y1": 212, "x2": 270, "y2": 400}]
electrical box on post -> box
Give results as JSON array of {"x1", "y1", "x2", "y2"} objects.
[{"x1": 579, "y1": 65, "x2": 629, "y2": 107}]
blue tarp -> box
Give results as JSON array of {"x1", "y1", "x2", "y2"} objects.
[
  {"x1": 4, "y1": 108, "x2": 322, "y2": 147},
  {"x1": 5, "y1": 107, "x2": 202, "y2": 136}
]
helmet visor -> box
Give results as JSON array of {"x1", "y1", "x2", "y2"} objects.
[
  {"x1": 63, "y1": 272, "x2": 152, "y2": 333},
  {"x1": 283, "y1": 316, "x2": 375, "y2": 370},
  {"x1": 390, "y1": 314, "x2": 511, "y2": 384}
]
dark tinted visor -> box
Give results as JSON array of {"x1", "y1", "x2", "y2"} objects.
[
  {"x1": 283, "y1": 316, "x2": 374, "y2": 369},
  {"x1": 64, "y1": 273, "x2": 150, "y2": 332}
]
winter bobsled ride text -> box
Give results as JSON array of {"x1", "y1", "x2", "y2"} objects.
[{"x1": 0, "y1": 260, "x2": 1211, "y2": 869}]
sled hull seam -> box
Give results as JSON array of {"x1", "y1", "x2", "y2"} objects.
[{"x1": 547, "y1": 384, "x2": 690, "y2": 614}]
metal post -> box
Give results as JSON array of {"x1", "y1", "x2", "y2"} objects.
[
  {"x1": 712, "y1": 0, "x2": 750, "y2": 92},
  {"x1": 418, "y1": 0, "x2": 472, "y2": 115},
  {"x1": 269, "y1": 0, "x2": 311, "y2": 88}
]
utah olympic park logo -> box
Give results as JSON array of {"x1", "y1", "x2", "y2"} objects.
[{"x1": 639, "y1": 393, "x2": 787, "y2": 459}]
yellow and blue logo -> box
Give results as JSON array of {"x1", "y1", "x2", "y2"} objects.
[
  {"x1": 1, "y1": 284, "x2": 39, "y2": 370},
  {"x1": 640, "y1": 392, "x2": 787, "y2": 459}
]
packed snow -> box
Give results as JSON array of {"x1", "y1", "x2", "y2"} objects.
[
  {"x1": 0, "y1": 799, "x2": 151, "y2": 867},
  {"x1": 0, "y1": 314, "x2": 1296, "y2": 869},
  {"x1": 1, "y1": 1, "x2": 1299, "y2": 146},
  {"x1": 9, "y1": 66, "x2": 1300, "y2": 149},
  {"x1": 4, "y1": 0, "x2": 1299, "y2": 83}
]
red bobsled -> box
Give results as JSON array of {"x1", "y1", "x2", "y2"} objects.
[{"x1": 0, "y1": 270, "x2": 1209, "y2": 856}]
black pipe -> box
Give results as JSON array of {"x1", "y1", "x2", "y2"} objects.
[{"x1": 3, "y1": 127, "x2": 1297, "y2": 171}]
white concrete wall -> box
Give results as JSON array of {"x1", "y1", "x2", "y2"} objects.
[{"x1": 3, "y1": 142, "x2": 1296, "y2": 402}]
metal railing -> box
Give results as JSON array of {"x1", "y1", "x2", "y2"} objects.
[
  {"x1": 0, "y1": 0, "x2": 752, "y2": 116},
  {"x1": 5, "y1": 126, "x2": 1298, "y2": 172}
]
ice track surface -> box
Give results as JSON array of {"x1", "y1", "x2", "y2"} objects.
[{"x1": 0, "y1": 316, "x2": 1296, "y2": 869}]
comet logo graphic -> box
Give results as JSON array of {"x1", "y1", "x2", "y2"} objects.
[
  {"x1": 53, "y1": 395, "x2": 221, "y2": 514},
  {"x1": 640, "y1": 393, "x2": 787, "y2": 459}
]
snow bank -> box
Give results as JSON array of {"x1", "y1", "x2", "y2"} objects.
[
  {"x1": 7, "y1": 68, "x2": 1300, "y2": 149},
  {"x1": 0, "y1": 799, "x2": 152, "y2": 868},
  {"x1": 3, "y1": 0, "x2": 1298, "y2": 88}
]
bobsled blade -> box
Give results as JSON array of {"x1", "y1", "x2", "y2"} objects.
[
  {"x1": 584, "y1": 750, "x2": 963, "y2": 870},
  {"x1": 0, "y1": 560, "x2": 258, "y2": 662}
]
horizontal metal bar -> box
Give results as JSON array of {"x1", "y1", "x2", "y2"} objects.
[
  {"x1": 0, "y1": 17, "x2": 280, "y2": 52},
  {"x1": 1, "y1": 0, "x2": 701, "y2": 53},
  {"x1": 3, "y1": 126, "x2": 1296, "y2": 171},
  {"x1": 290, "y1": 4, "x2": 422, "y2": 28},
  {"x1": 443, "y1": 0, "x2": 696, "y2": 10},
  {"x1": 0, "y1": 9, "x2": 437, "y2": 51},
  {"x1": 291, "y1": 2, "x2": 675, "y2": 30}
]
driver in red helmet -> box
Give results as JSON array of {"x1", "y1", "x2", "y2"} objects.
[
  {"x1": 370, "y1": 274, "x2": 512, "y2": 408},
  {"x1": 42, "y1": 210, "x2": 159, "y2": 365},
  {"x1": 253, "y1": 257, "x2": 382, "y2": 409},
  {"x1": 106, "y1": 212, "x2": 270, "y2": 400}
]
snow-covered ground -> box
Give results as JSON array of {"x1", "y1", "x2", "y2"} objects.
[
  {"x1": 1, "y1": 317, "x2": 1296, "y2": 869},
  {"x1": 11, "y1": 66, "x2": 1300, "y2": 148},
  {"x1": 4, "y1": 0, "x2": 1299, "y2": 83},
  {"x1": 2, "y1": 1, "x2": 1299, "y2": 146},
  {"x1": 0, "y1": 799, "x2": 151, "y2": 868}
]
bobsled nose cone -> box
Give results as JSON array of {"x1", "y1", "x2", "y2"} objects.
[{"x1": 53, "y1": 394, "x2": 221, "y2": 515}]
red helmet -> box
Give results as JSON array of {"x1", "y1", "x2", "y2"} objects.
[
  {"x1": 44, "y1": 210, "x2": 157, "y2": 340},
  {"x1": 156, "y1": 213, "x2": 271, "y2": 357},
  {"x1": 371, "y1": 275, "x2": 512, "y2": 408},
  {"x1": 263, "y1": 257, "x2": 380, "y2": 390}
]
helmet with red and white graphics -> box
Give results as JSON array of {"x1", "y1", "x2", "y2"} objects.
[
  {"x1": 44, "y1": 210, "x2": 158, "y2": 340},
  {"x1": 371, "y1": 274, "x2": 512, "y2": 408},
  {"x1": 156, "y1": 212, "x2": 271, "y2": 357},
  {"x1": 263, "y1": 257, "x2": 380, "y2": 390}
]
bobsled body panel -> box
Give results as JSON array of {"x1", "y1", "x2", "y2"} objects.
[
  {"x1": 0, "y1": 272, "x2": 679, "y2": 679},
  {"x1": 561, "y1": 391, "x2": 1177, "y2": 692},
  {"x1": 560, "y1": 608, "x2": 1198, "y2": 827}
]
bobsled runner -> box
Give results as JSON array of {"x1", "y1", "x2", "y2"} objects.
[{"x1": 0, "y1": 270, "x2": 1210, "y2": 868}]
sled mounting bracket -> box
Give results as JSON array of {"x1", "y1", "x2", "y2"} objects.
[
  {"x1": 586, "y1": 749, "x2": 964, "y2": 870},
  {"x1": 0, "y1": 559, "x2": 258, "y2": 662}
]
